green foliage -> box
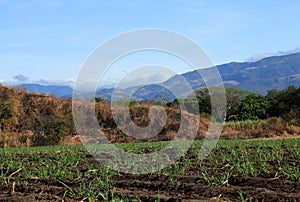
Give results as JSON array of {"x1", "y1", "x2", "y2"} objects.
[
  {"x1": 167, "y1": 96, "x2": 211, "y2": 115},
  {"x1": 166, "y1": 98, "x2": 179, "y2": 108},
  {"x1": 194, "y1": 87, "x2": 251, "y2": 121},
  {"x1": 223, "y1": 87, "x2": 251, "y2": 121},
  {"x1": 128, "y1": 100, "x2": 138, "y2": 107},
  {"x1": 1, "y1": 138, "x2": 299, "y2": 201},
  {"x1": 111, "y1": 98, "x2": 140, "y2": 108},
  {"x1": 238, "y1": 93, "x2": 269, "y2": 120},
  {"x1": 226, "y1": 119, "x2": 267, "y2": 129},
  {"x1": 267, "y1": 85, "x2": 300, "y2": 119},
  {"x1": 0, "y1": 100, "x2": 13, "y2": 130},
  {"x1": 32, "y1": 115, "x2": 74, "y2": 146},
  {"x1": 192, "y1": 86, "x2": 299, "y2": 122},
  {"x1": 94, "y1": 97, "x2": 105, "y2": 103},
  {"x1": 196, "y1": 96, "x2": 211, "y2": 114}
]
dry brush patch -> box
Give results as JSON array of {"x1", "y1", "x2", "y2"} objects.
[{"x1": 0, "y1": 85, "x2": 299, "y2": 148}]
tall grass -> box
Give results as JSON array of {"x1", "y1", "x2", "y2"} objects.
[{"x1": 225, "y1": 119, "x2": 267, "y2": 129}]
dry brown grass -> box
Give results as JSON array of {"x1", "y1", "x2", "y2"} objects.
[
  {"x1": 0, "y1": 84, "x2": 299, "y2": 147},
  {"x1": 0, "y1": 131, "x2": 34, "y2": 148}
]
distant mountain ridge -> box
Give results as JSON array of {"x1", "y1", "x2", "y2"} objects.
[
  {"x1": 9, "y1": 52, "x2": 300, "y2": 100},
  {"x1": 16, "y1": 84, "x2": 73, "y2": 98},
  {"x1": 95, "y1": 52, "x2": 300, "y2": 100},
  {"x1": 215, "y1": 52, "x2": 300, "y2": 94}
]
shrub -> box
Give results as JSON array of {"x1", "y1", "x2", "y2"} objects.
[
  {"x1": 0, "y1": 100, "x2": 14, "y2": 131},
  {"x1": 238, "y1": 93, "x2": 269, "y2": 120}
]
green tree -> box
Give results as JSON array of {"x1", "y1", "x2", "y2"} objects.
[
  {"x1": 266, "y1": 86, "x2": 300, "y2": 119},
  {"x1": 238, "y1": 93, "x2": 269, "y2": 120},
  {"x1": 94, "y1": 97, "x2": 105, "y2": 103},
  {"x1": 194, "y1": 87, "x2": 250, "y2": 121},
  {"x1": 167, "y1": 96, "x2": 211, "y2": 115},
  {"x1": 196, "y1": 96, "x2": 211, "y2": 115},
  {"x1": 167, "y1": 98, "x2": 179, "y2": 108}
]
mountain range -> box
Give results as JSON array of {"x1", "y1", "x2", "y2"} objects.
[
  {"x1": 16, "y1": 84, "x2": 73, "y2": 98},
  {"x1": 8, "y1": 52, "x2": 300, "y2": 100},
  {"x1": 95, "y1": 52, "x2": 300, "y2": 101}
]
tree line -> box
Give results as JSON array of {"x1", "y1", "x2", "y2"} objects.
[{"x1": 166, "y1": 86, "x2": 300, "y2": 122}]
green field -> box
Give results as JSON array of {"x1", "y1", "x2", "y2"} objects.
[{"x1": 1, "y1": 138, "x2": 300, "y2": 201}]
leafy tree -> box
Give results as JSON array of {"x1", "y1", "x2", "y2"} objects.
[
  {"x1": 238, "y1": 93, "x2": 269, "y2": 120},
  {"x1": 167, "y1": 96, "x2": 210, "y2": 115},
  {"x1": 266, "y1": 86, "x2": 300, "y2": 119},
  {"x1": 167, "y1": 98, "x2": 179, "y2": 108},
  {"x1": 194, "y1": 87, "x2": 250, "y2": 121},
  {"x1": 196, "y1": 96, "x2": 211, "y2": 115},
  {"x1": 94, "y1": 97, "x2": 105, "y2": 103},
  {"x1": 223, "y1": 87, "x2": 251, "y2": 121}
]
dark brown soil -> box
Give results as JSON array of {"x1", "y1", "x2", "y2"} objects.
[
  {"x1": 1, "y1": 172, "x2": 299, "y2": 201},
  {"x1": 112, "y1": 174, "x2": 300, "y2": 201}
]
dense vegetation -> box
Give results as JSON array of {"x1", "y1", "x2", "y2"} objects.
[{"x1": 167, "y1": 86, "x2": 300, "y2": 122}]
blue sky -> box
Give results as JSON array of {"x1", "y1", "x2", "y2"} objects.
[{"x1": 1, "y1": 0, "x2": 300, "y2": 87}]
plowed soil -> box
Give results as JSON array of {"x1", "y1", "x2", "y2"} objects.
[{"x1": 1, "y1": 146, "x2": 299, "y2": 202}]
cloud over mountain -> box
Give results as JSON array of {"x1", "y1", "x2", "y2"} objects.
[
  {"x1": 248, "y1": 47, "x2": 300, "y2": 62},
  {"x1": 14, "y1": 74, "x2": 30, "y2": 82}
]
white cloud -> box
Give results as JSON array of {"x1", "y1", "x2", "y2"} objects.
[
  {"x1": 74, "y1": 78, "x2": 100, "y2": 92},
  {"x1": 3, "y1": 74, "x2": 30, "y2": 86},
  {"x1": 3, "y1": 76, "x2": 75, "y2": 88},
  {"x1": 36, "y1": 78, "x2": 75, "y2": 87},
  {"x1": 248, "y1": 47, "x2": 300, "y2": 62},
  {"x1": 14, "y1": 74, "x2": 30, "y2": 82},
  {"x1": 114, "y1": 65, "x2": 177, "y2": 89}
]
